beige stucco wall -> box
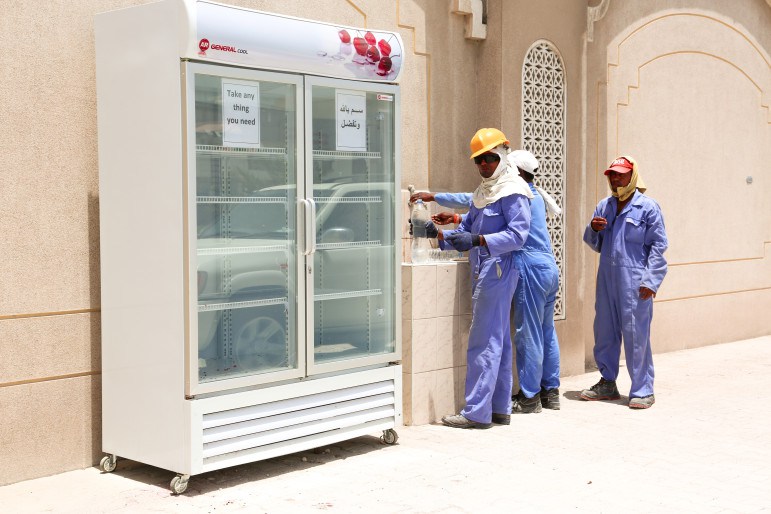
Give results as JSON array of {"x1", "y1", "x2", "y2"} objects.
[
  {"x1": 1, "y1": 0, "x2": 769, "y2": 486},
  {"x1": 1, "y1": 0, "x2": 111, "y2": 487},
  {"x1": 584, "y1": 0, "x2": 771, "y2": 363}
]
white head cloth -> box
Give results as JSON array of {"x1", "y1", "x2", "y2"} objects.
[
  {"x1": 472, "y1": 146, "x2": 533, "y2": 209},
  {"x1": 535, "y1": 186, "x2": 562, "y2": 218},
  {"x1": 507, "y1": 150, "x2": 562, "y2": 218}
]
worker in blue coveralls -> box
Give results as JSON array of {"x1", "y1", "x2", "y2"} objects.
[
  {"x1": 581, "y1": 156, "x2": 668, "y2": 409},
  {"x1": 506, "y1": 150, "x2": 562, "y2": 413},
  {"x1": 415, "y1": 128, "x2": 532, "y2": 429},
  {"x1": 412, "y1": 150, "x2": 563, "y2": 413}
]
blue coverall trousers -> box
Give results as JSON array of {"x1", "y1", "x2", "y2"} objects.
[
  {"x1": 461, "y1": 253, "x2": 519, "y2": 423},
  {"x1": 512, "y1": 253, "x2": 560, "y2": 399},
  {"x1": 593, "y1": 264, "x2": 655, "y2": 398}
]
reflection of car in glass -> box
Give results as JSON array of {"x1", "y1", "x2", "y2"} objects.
[{"x1": 196, "y1": 181, "x2": 393, "y2": 377}]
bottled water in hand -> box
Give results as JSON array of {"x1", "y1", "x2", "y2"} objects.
[{"x1": 410, "y1": 199, "x2": 431, "y2": 263}]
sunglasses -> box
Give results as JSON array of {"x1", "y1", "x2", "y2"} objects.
[{"x1": 473, "y1": 153, "x2": 500, "y2": 165}]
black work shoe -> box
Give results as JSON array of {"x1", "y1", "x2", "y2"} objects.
[
  {"x1": 512, "y1": 393, "x2": 542, "y2": 414},
  {"x1": 540, "y1": 388, "x2": 561, "y2": 410},
  {"x1": 629, "y1": 394, "x2": 655, "y2": 409},
  {"x1": 491, "y1": 413, "x2": 511, "y2": 425},
  {"x1": 441, "y1": 414, "x2": 492, "y2": 429},
  {"x1": 580, "y1": 377, "x2": 621, "y2": 401}
]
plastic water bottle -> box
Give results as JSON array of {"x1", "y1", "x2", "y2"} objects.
[{"x1": 410, "y1": 199, "x2": 431, "y2": 264}]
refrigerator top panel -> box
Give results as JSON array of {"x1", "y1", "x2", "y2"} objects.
[{"x1": 178, "y1": 0, "x2": 404, "y2": 83}]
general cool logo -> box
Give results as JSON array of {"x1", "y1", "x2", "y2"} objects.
[{"x1": 199, "y1": 38, "x2": 248, "y2": 54}]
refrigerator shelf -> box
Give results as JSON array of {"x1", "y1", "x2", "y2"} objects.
[
  {"x1": 197, "y1": 196, "x2": 288, "y2": 204},
  {"x1": 196, "y1": 145, "x2": 287, "y2": 156},
  {"x1": 197, "y1": 244, "x2": 289, "y2": 256},
  {"x1": 198, "y1": 297, "x2": 287, "y2": 312},
  {"x1": 316, "y1": 240, "x2": 381, "y2": 251},
  {"x1": 315, "y1": 195, "x2": 382, "y2": 204},
  {"x1": 314, "y1": 289, "x2": 382, "y2": 302},
  {"x1": 312, "y1": 150, "x2": 381, "y2": 160}
]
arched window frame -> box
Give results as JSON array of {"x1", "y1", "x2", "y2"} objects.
[{"x1": 521, "y1": 39, "x2": 567, "y2": 320}]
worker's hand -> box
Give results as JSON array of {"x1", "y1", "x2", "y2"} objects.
[
  {"x1": 432, "y1": 212, "x2": 458, "y2": 226},
  {"x1": 409, "y1": 219, "x2": 438, "y2": 238},
  {"x1": 639, "y1": 287, "x2": 656, "y2": 300},
  {"x1": 410, "y1": 191, "x2": 435, "y2": 204},
  {"x1": 590, "y1": 216, "x2": 608, "y2": 232},
  {"x1": 445, "y1": 232, "x2": 481, "y2": 251},
  {"x1": 424, "y1": 221, "x2": 439, "y2": 238}
]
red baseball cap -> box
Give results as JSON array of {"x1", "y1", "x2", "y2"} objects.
[{"x1": 604, "y1": 156, "x2": 633, "y2": 175}]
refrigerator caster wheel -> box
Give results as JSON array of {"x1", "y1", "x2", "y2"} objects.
[
  {"x1": 381, "y1": 429, "x2": 398, "y2": 445},
  {"x1": 170, "y1": 474, "x2": 190, "y2": 495},
  {"x1": 100, "y1": 455, "x2": 117, "y2": 473}
]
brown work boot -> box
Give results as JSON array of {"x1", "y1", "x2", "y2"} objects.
[
  {"x1": 540, "y1": 388, "x2": 561, "y2": 410},
  {"x1": 629, "y1": 394, "x2": 655, "y2": 409},
  {"x1": 491, "y1": 413, "x2": 511, "y2": 425},
  {"x1": 580, "y1": 377, "x2": 621, "y2": 401},
  {"x1": 441, "y1": 414, "x2": 492, "y2": 429},
  {"x1": 512, "y1": 392, "x2": 542, "y2": 414}
]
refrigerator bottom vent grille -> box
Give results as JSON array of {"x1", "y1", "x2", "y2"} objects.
[{"x1": 201, "y1": 380, "x2": 396, "y2": 466}]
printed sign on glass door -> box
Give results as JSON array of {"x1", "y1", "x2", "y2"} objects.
[
  {"x1": 222, "y1": 79, "x2": 260, "y2": 148},
  {"x1": 335, "y1": 89, "x2": 366, "y2": 152}
]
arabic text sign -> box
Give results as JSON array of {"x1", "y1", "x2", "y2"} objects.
[
  {"x1": 222, "y1": 80, "x2": 260, "y2": 148},
  {"x1": 336, "y1": 90, "x2": 366, "y2": 152}
]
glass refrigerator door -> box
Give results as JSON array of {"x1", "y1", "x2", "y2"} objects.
[
  {"x1": 185, "y1": 63, "x2": 305, "y2": 395},
  {"x1": 305, "y1": 77, "x2": 400, "y2": 374}
]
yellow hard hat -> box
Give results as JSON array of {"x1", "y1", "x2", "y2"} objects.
[{"x1": 469, "y1": 128, "x2": 509, "y2": 159}]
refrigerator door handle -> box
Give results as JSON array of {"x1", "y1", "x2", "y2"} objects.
[
  {"x1": 300, "y1": 198, "x2": 316, "y2": 255},
  {"x1": 307, "y1": 198, "x2": 317, "y2": 255}
]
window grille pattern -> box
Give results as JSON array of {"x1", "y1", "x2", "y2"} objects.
[{"x1": 522, "y1": 41, "x2": 566, "y2": 319}]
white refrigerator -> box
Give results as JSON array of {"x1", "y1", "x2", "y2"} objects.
[{"x1": 96, "y1": 0, "x2": 402, "y2": 494}]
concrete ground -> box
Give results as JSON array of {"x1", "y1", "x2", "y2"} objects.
[{"x1": 2, "y1": 336, "x2": 770, "y2": 513}]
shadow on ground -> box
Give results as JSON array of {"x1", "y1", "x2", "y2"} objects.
[{"x1": 99, "y1": 434, "x2": 393, "y2": 496}]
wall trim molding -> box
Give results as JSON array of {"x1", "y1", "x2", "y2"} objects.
[
  {"x1": 345, "y1": 0, "x2": 366, "y2": 26},
  {"x1": 0, "y1": 371, "x2": 100, "y2": 389},
  {"x1": 0, "y1": 308, "x2": 99, "y2": 321},
  {"x1": 655, "y1": 286, "x2": 771, "y2": 304}
]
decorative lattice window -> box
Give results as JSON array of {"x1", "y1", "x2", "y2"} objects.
[{"x1": 522, "y1": 41, "x2": 566, "y2": 320}]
